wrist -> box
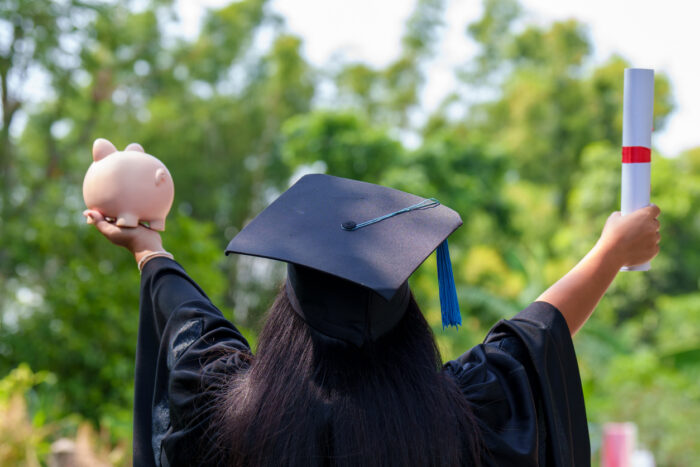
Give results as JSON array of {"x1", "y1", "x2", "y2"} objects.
[
  {"x1": 592, "y1": 238, "x2": 625, "y2": 270},
  {"x1": 133, "y1": 248, "x2": 164, "y2": 263},
  {"x1": 131, "y1": 236, "x2": 163, "y2": 261},
  {"x1": 135, "y1": 249, "x2": 173, "y2": 272},
  {"x1": 132, "y1": 236, "x2": 165, "y2": 265}
]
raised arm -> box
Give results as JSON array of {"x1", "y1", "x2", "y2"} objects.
[
  {"x1": 537, "y1": 205, "x2": 661, "y2": 336},
  {"x1": 83, "y1": 141, "x2": 252, "y2": 466}
]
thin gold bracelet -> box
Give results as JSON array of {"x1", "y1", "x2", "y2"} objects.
[{"x1": 137, "y1": 251, "x2": 174, "y2": 272}]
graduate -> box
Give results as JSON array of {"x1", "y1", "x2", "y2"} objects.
[{"x1": 85, "y1": 152, "x2": 660, "y2": 466}]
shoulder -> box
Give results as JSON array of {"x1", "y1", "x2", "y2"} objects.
[{"x1": 442, "y1": 301, "x2": 590, "y2": 465}]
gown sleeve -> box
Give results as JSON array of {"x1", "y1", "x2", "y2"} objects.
[
  {"x1": 133, "y1": 257, "x2": 252, "y2": 467},
  {"x1": 442, "y1": 301, "x2": 590, "y2": 466}
]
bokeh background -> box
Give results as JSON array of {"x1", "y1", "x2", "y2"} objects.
[{"x1": 1, "y1": 0, "x2": 698, "y2": 465}]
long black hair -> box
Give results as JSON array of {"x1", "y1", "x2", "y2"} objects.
[{"x1": 215, "y1": 287, "x2": 481, "y2": 466}]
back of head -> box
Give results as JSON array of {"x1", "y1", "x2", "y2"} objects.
[
  {"x1": 215, "y1": 288, "x2": 481, "y2": 467},
  {"x1": 220, "y1": 174, "x2": 479, "y2": 465}
]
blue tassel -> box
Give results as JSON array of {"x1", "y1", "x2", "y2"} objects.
[{"x1": 437, "y1": 239, "x2": 461, "y2": 329}]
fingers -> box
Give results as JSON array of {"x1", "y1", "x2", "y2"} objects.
[
  {"x1": 83, "y1": 209, "x2": 133, "y2": 238},
  {"x1": 84, "y1": 209, "x2": 112, "y2": 233},
  {"x1": 641, "y1": 203, "x2": 661, "y2": 218},
  {"x1": 83, "y1": 209, "x2": 102, "y2": 225},
  {"x1": 648, "y1": 207, "x2": 661, "y2": 235}
]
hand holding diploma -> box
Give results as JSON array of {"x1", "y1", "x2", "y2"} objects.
[
  {"x1": 537, "y1": 205, "x2": 660, "y2": 335},
  {"x1": 598, "y1": 205, "x2": 661, "y2": 269},
  {"x1": 621, "y1": 68, "x2": 655, "y2": 270}
]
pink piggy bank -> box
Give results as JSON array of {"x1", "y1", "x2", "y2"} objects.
[{"x1": 83, "y1": 138, "x2": 174, "y2": 231}]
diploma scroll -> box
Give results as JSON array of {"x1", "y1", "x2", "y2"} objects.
[{"x1": 621, "y1": 68, "x2": 654, "y2": 271}]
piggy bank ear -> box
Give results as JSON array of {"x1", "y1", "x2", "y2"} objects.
[
  {"x1": 125, "y1": 142, "x2": 145, "y2": 153},
  {"x1": 92, "y1": 138, "x2": 118, "y2": 161}
]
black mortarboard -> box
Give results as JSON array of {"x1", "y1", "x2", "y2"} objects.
[{"x1": 225, "y1": 174, "x2": 462, "y2": 347}]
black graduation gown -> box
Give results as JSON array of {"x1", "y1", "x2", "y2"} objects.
[
  {"x1": 134, "y1": 257, "x2": 251, "y2": 466},
  {"x1": 133, "y1": 257, "x2": 590, "y2": 467}
]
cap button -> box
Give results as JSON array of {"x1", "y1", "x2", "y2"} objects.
[{"x1": 341, "y1": 221, "x2": 357, "y2": 230}]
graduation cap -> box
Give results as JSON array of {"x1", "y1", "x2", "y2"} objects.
[{"x1": 225, "y1": 174, "x2": 462, "y2": 347}]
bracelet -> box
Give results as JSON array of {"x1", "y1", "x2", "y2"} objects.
[{"x1": 137, "y1": 250, "x2": 174, "y2": 272}]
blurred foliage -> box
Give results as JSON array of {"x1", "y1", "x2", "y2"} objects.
[
  {"x1": 0, "y1": 0, "x2": 697, "y2": 465},
  {"x1": 0, "y1": 364, "x2": 53, "y2": 466},
  {"x1": 0, "y1": 364, "x2": 129, "y2": 466}
]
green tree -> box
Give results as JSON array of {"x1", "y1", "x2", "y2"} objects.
[
  {"x1": 1, "y1": 0, "x2": 698, "y2": 464},
  {"x1": 460, "y1": 1, "x2": 673, "y2": 218},
  {"x1": 0, "y1": 0, "x2": 313, "y2": 423},
  {"x1": 334, "y1": 0, "x2": 445, "y2": 129}
]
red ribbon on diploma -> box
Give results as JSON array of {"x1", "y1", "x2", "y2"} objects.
[{"x1": 622, "y1": 146, "x2": 651, "y2": 163}]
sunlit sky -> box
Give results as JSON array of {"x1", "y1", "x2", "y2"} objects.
[{"x1": 177, "y1": 0, "x2": 698, "y2": 157}]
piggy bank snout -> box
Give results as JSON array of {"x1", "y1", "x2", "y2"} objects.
[{"x1": 155, "y1": 168, "x2": 169, "y2": 186}]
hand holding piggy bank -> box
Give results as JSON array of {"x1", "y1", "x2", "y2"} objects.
[{"x1": 83, "y1": 138, "x2": 174, "y2": 231}]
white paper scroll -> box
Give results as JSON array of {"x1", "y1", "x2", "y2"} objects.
[{"x1": 621, "y1": 68, "x2": 654, "y2": 271}]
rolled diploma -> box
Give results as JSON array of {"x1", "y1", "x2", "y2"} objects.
[{"x1": 621, "y1": 68, "x2": 654, "y2": 271}]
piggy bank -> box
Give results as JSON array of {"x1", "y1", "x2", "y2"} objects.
[{"x1": 83, "y1": 138, "x2": 174, "y2": 231}]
